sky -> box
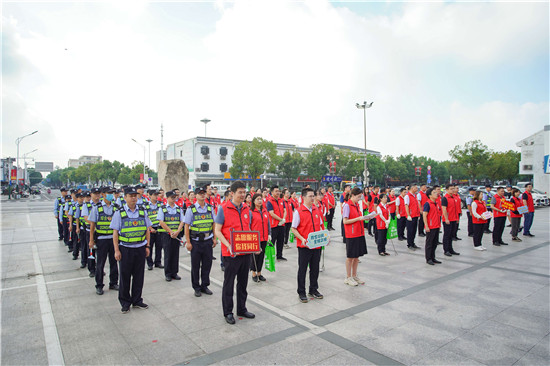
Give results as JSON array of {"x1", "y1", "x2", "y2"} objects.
[{"x1": 2, "y1": 0, "x2": 549, "y2": 170}]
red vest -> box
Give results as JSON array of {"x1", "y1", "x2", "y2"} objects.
[
  {"x1": 444, "y1": 193, "x2": 458, "y2": 221},
  {"x1": 472, "y1": 200, "x2": 487, "y2": 224},
  {"x1": 326, "y1": 193, "x2": 335, "y2": 206},
  {"x1": 316, "y1": 202, "x2": 326, "y2": 222},
  {"x1": 388, "y1": 194, "x2": 397, "y2": 213},
  {"x1": 267, "y1": 196, "x2": 286, "y2": 228},
  {"x1": 250, "y1": 208, "x2": 270, "y2": 242},
  {"x1": 453, "y1": 194, "x2": 462, "y2": 217},
  {"x1": 436, "y1": 196, "x2": 442, "y2": 213},
  {"x1": 425, "y1": 200, "x2": 441, "y2": 229},
  {"x1": 493, "y1": 195, "x2": 507, "y2": 218},
  {"x1": 344, "y1": 201, "x2": 364, "y2": 238},
  {"x1": 511, "y1": 196, "x2": 524, "y2": 218},
  {"x1": 398, "y1": 195, "x2": 407, "y2": 216},
  {"x1": 419, "y1": 191, "x2": 429, "y2": 212},
  {"x1": 295, "y1": 204, "x2": 323, "y2": 248},
  {"x1": 220, "y1": 202, "x2": 251, "y2": 257},
  {"x1": 369, "y1": 193, "x2": 379, "y2": 212},
  {"x1": 523, "y1": 191, "x2": 535, "y2": 212},
  {"x1": 284, "y1": 200, "x2": 294, "y2": 222},
  {"x1": 376, "y1": 204, "x2": 389, "y2": 230},
  {"x1": 407, "y1": 192, "x2": 420, "y2": 218}
]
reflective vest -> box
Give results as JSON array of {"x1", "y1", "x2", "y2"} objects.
[
  {"x1": 444, "y1": 193, "x2": 458, "y2": 221},
  {"x1": 81, "y1": 203, "x2": 92, "y2": 228},
  {"x1": 189, "y1": 205, "x2": 214, "y2": 236},
  {"x1": 145, "y1": 203, "x2": 160, "y2": 227},
  {"x1": 295, "y1": 204, "x2": 323, "y2": 248},
  {"x1": 344, "y1": 201, "x2": 364, "y2": 238},
  {"x1": 220, "y1": 202, "x2": 251, "y2": 257},
  {"x1": 96, "y1": 204, "x2": 117, "y2": 235},
  {"x1": 267, "y1": 197, "x2": 285, "y2": 228},
  {"x1": 425, "y1": 200, "x2": 441, "y2": 229},
  {"x1": 398, "y1": 195, "x2": 407, "y2": 217},
  {"x1": 407, "y1": 192, "x2": 420, "y2": 218},
  {"x1": 376, "y1": 204, "x2": 390, "y2": 230},
  {"x1": 250, "y1": 208, "x2": 270, "y2": 242},
  {"x1": 484, "y1": 191, "x2": 493, "y2": 207},
  {"x1": 511, "y1": 196, "x2": 524, "y2": 218},
  {"x1": 472, "y1": 200, "x2": 487, "y2": 224},
  {"x1": 493, "y1": 195, "x2": 507, "y2": 218},
  {"x1": 523, "y1": 191, "x2": 535, "y2": 213},
  {"x1": 158, "y1": 206, "x2": 182, "y2": 233},
  {"x1": 63, "y1": 201, "x2": 71, "y2": 218},
  {"x1": 118, "y1": 208, "x2": 148, "y2": 243}
]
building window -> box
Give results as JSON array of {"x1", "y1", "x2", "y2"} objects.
[
  {"x1": 201, "y1": 162, "x2": 209, "y2": 172},
  {"x1": 523, "y1": 165, "x2": 533, "y2": 171},
  {"x1": 201, "y1": 146, "x2": 210, "y2": 155},
  {"x1": 220, "y1": 163, "x2": 227, "y2": 172},
  {"x1": 180, "y1": 150, "x2": 183, "y2": 157}
]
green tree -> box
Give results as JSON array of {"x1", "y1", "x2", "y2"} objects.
[
  {"x1": 304, "y1": 144, "x2": 336, "y2": 182},
  {"x1": 383, "y1": 155, "x2": 408, "y2": 182},
  {"x1": 229, "y1": 138, "x2": 278, "y2": 186},
  {"x1": 486, "y1": 150, "x2": 520, "y2": 182},
  {"x1": 277, "y1": 150, "x2": 304, "y2": 186},
  {"x1": 449, "y1": 140, "x2": 491, "y2": 181},
  {"x1": 27, "y1": 169, "x2": 43, "y2": 186}
]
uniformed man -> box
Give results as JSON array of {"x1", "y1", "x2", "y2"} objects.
[
  {"x1": 465, "y1": 187, "x2": 476, "y2": 237},
  {"x1": 68, "y1": 193, "x2": 85, "y2": 261},
  {"x1": 111, "y1": 186, "x2": 152, "y2": 314},
  {"x1": 184, "y1": 185, "x2": 216, "y2": 297},
  {"x1": 135, "y1": 184, "x2": 147, "y2": 206},
  {"x1": 145, "y1": 189, "x2": 162, "y2": 270},
  {"x1": 482, "y1": 184, "x2": 493, "y2": 233},
  {"x1": 54, "y1": 187, "x2": 67, "y2": 241},
  {"x1": 63, "y1": 193, "x2": 74, "y2": 251},
  {"x1": 158, "y1": 190, "x2": 185, "y2": 282},
  {"x1": 214, "y1": 180, "x2": 257, "y2": 324},
  {"x1": 81, "y1": 187, "x2": 101, "y2": 277},
  {"x1": 88, "y1": 186, "x2": 119, "y2": 295},
  {"x1": 113, "y1": 189, "x2": 122, "y2": 208}
]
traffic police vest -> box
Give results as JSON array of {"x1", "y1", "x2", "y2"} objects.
[
  {"x1": 145, "y1": 203, "x2": 160, "y2": 227},
  {"x1": 63, "y1": 201, "x2": 71, "y2": 218},
  {"x1": 118, "y1": 208, "x2": 148, "y2": 243},
  {"x1": 80, "y1": 202, "x2": 92, "y2": 228},
  {"x1": 95, "y1": 205, "x2": 117, "y2": 235},
  {"x1": 484, "y1": 191, "x2": 493, "y2": 207},
  {"x1": 189, "y1": 205, "x2": 214, "y2": 240},
  {"x1": 158, "y1": 206, "x2": 181, "y2": 233}
]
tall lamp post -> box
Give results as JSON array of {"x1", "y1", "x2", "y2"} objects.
[
  {"x1": 16, "y1": 130, "x2": 38, "y2": 188},
  {"x1": 23, "y1": 149, "x2": 38, "y2": 186},
  {"x1": 145, "y1": 139, "x2": 153, "y2": 169},
  {"x1": 200, "y1": 118, "x2": 211, "y2": 137},
  {"x1": 355, "y1": 101, "x2": 373, "y2": 186},
  {"x1": 131, "y1": 139, "x2": 146, "y2": 184}
]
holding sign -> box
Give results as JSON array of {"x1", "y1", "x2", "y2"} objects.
[
  {"x1": 500, "y1": 200, "x2": 515, "y2": 211},
  {"x1": 306, "y1": 229, "x2": 330, "y2": 249},
  {"x1": 230, "y1": 231, "x2": 260, "y2": 255},
  {"x1": 518, "y1": 205, "x2": 529, "y2": 215}
]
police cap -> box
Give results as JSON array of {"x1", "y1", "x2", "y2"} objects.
[
  {"x1": 148, "y1": 189, "x2": 158, "y2": 195},
  {"x1": 468, "y1": 187, "x2": 476, "y2": 191},
  {"x1": 85, "y1": 191, "x2": 91, "y2": 197},
  {"x1": 194, "y1": 185, "x2": 208, "y2": 194},
  {"x1": 124, "y1": 186, "x2": 138, "y2": 195},
  {"x1": 135, "y1": 184, "x2": 145, "y2": 189},
  {"x1": 102, "y1": 186, "x2": 116, "y2": 193},
  {"x1": 166, "y1": 190, "x2": 177, "y2": 198},
  {"x1": 75, "y1": 192, "x2": 83, "y2": 198},
  {"x1": 90, "y1": 187, "x2": 101, "y2": 194},
  {"x1": 60, "y1": 187, "x2": 67, "y2": 192},
  {"x1": 485, "y1": 184, "x2": 492, "y2": 188}
]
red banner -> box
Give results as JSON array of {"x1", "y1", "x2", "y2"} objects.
[
  {"x1": 10, "y1": 169, "x2": 16, "y2": 181},
  {"x1": 230, "y1": 231, "x2": 260, "y2": 255},
  {"x1": 500, "y1": 200, "x2": 515, "y2": 210}
]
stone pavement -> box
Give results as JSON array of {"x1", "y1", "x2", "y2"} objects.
[{"x1": 1, "y1": 199, "x2": 549, "y2": 365}]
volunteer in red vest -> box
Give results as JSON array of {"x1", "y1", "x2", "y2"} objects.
[
  {"x1": 360, "y1": 187, "x2": 370, "y2": 231},
  {"x1": 291, "y1": 191, "x2": 300, "y2": 211},
  {"x1": 510, "y1": 188, "x2": 524, "y2": 242},
  {"x1": 422, "y1": 188, "x2": 442, "y2": 265},
  {"x1": 405, "y1": 184, "x2": 421, "y2": 250},
  {"x1": 342, "y1": 187, "x2": 368, "y2": 286},
  {"x1": 340, "y1": 184, "x2": 351, "y2": 243},
  {"x1": 324, "y1": 186, "x2": 336, "y2": 231},
  {"x1": 291, "y1": 187, "x2": 325, "y2": 303},
  {"x1": 417, "y1": 184, "x2": 429, "y2": 237},
  {"x1": 250, "y1": 193, "x2": 271, "y2": 282},
  {"x1": 315, "y1": 190, "x2": 327, "y2": 224},
  {"x1": 452, "y1": 186, "x2": 463, "y2": 241},
  {"x1": 441, "y1": 184, "x2": 460, "y2": 257},
  {"x1": 367, "y1": 186, "x2": 380, "y2": 238},
  {"x1": 387, "y1": 188, "x2": 397, "y2": 219},
  {"x1": 376, "y1": 193, "x2": 391, "y2": 256},
  {"x1": 491, "y1": 186, "x2": 509, "y2": 246},
  {"x1": 282, "y1": 189, "x2": 294, "y2": 248},
  {"x1": 395, "y1": 188, "x2": 407, "y2": 241},
  {"x1": 214, "y1": 180, "x2": 258, "y2": 324},
  {"x1": 261, "y1": 189, "x2": 269, "y2": 205},
  {"x1": 471, "y1": 191, "x2": 488, "y2": 250},
  {"x1": 522, "y1": 183, "x2": 535, "y2": 237},
  {"x1": 212, "y1": 186, "x2": 221, "y2": 206},
  {"x1": 244, "y1": 192, "x2": 252, "y2": 209},
  {"x1": 267, "y1": 186, "x2": 287, "y2": 261}
]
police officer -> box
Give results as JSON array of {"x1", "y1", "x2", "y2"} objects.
[
  {"x1": 135, "y1": 184, "x2": 147, "y2": 206},
  {"x1": 88, "y1": 186, "x2": 119, "y2": 295},
  {"x1": 184, "y1": 185, "x2": 216, "y2": 297},
  {"x1": 158, "y1": 190, "x2": 184, "y2": 282},
  {"x1": 54, "y1": 187, "x2": 67, "y2": 241},
  {"x1": 111, "y1": 186, "x2": 152, "y2": 314},
  {"x1": 81, "y1": 187, "x2": 102, "y2": 277},
  {"x1": 482, "y1": 184, "x2": 493, "y2": 233},
  {"x1": 68, "y1": 192, "x2": 85, "y2": 261},
  {"x1": 145, "y1": 189, "x2": 162, "y2": 270},
  {"x1": 62, "y1": 193, "x2": 74, "y2": 251}
]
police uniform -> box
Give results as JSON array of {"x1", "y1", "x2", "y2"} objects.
[
  {"x1": 88, "y1": 187, "x2": 119, "y2": 295},
  {"x1": 110, "y1": 186, "x2": 152, "y2": 313},
  {"x1": 68, "y1": 193, "x2": 85, "y2": 262},
  {"x1": 81, "y1": 188, "x2": 101, "y2": 277},
  {"x1": 157, "y1": 190, "x2": 185, "y2": 281},
  {"x1": 144, "y1": 189, "x2": 162, "y2": 269},
  {"x1": 54, "y1": 188, "x2": 67, "y2": 241},
  {"x1": 62, "y1": 194, "x2": 74, "y2": 250},
  {"x1": 184, "y1": 186, "x2": 215, "y2": 296}
]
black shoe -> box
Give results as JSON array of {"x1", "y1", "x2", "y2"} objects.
[
  {"x1": 299, "y1": 293, "x2": 308, "y2": 303},
  {"x1": 308, "y1": 290, "x2": 323, "y2": 299},
  {"x1": 277, "y1": 257, "x2": 288, "y2": 261},
  {"x1": 506, "y1": 224, "x2": 512, "y2": 227},
  {"x1": 493, "y1": 242, "x2": 501, "y2": 246},
  {"x1": 58, "y1": 237, "x2": 63, "y2": 241},
  {"x1": 398, "y1": 237, "x2": 405, "y2": 241},
  {"x1": 80, "y1": 263, "x2": 86, "y2": 268},
  {"x1": 419, "y1": 233, "x2": 426, "y2": 237},
  {"x1": 468, "y1": 234, "x2": 474, "y2": 237},
  {"x1": 109, "y1": 284, "x2": 119, "y2": 291},
  {"x1": 212, "y1": 256, "x2": 217, "y2": 260},
  {"x1": 172, "y1": 275, "x2": 182, "y2": 280},
  {"x1": 68, "y1": 248, "x2": 73, "y2": 252},
  {"x1": 121, "y1": 306, "x2": 130, "y2": 314},
  {"x1": 132, "y1": 302, "x2": 148, "y2": 309},
  {"x1": 484, "y1": 230, "x2": 492, "y2": 234},
  {"x1": 427, "y1": 260, "x2": 435, "y2": 265},
  {"x1": 194, "y1": 289, "x2": 202, "y2": 297},
  {"x1": 499, "y1": 242, "x2": 508, "y2": 246},
  {"x1": 155, "y1": 264, "x2": 164, "y2": 268},
  {"x1": 437, "y1": 241, "x2": 442, "y2": 244},
  {"x1": 221, "y1": 265, "x2": 225, "y2": 272},
  {"x1": 450, "y1": 251, "x2": 460, "y2": 255},
  {"x1": 408, "y1": 246, "x2": 415, "y2": 250},
  {"x1": 148, "y1": 265, "x2": 153, "y2": 271},
  {"x1": 225, "y1": 314, "x2": 236, "y2": 324},
  {"x1": 413, "y1": 245, "x2": 421, "y2": 249},
  {"x1": 527, "y1": 233, "x2": 535, "y2": 237},
  {"x1": 454, "y1": 237, "x2": 462, "y2": 241},
  {"x1": 368, "y1": 233, "x2": 374, "y2": 237},
  {"x1": 72, "y1": 256, "x2": 78, "y2": 260},
  {"x1": 165, "y1": 276, "x2": 172, "y2": 281},
  {"x1": 258, "y1": 275, "x2": 266, "y2": 281},
  {"x1": 89, "y1": 272, "x2": 95, "y2": 278},
  {"x1": 444, "y1": 252, "x2": 453, "y2": 257},
  {"x1": 252, "y1": 275, "x2": 259, "y2": 282},
  {"x1": 201, "y1": 288, "x2": 213, "y2": 295},
  {"x1": 237, "y1": 311, "x2": 256, "y2": 319},
  {"x1": 433, "y1": 259, "x2": 442, "y2": 264},
  {"x1": 96, "y1": 288, "x2": 104, "y2": 295}
]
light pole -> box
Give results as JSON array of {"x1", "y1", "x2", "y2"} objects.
[
  {"x1": 15, "y1": 130, "x2": 38, "y2": 188},
  {"x1": 23, "y1": 149, "x2": 38, "y2": 186},
  {"x1": 131, "y1": 139, "x2": 146, "y2": 184},
  {"x1": 145, "y1": 139, "x2": 153, "y2": 170},
  {"x1": 355, "y1": 101, "x2": 373, "y2": 186},
  {"x1": 200, "y1": 118, "x2": 211, "y2": 137}
]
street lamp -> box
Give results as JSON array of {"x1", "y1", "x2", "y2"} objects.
[
  {"x1": 200, "y1": 118, "x2": 211, "y2": 137},
  {"x1": 145, "y1": 139, "x2": 153, "y2": 170},
  {"x1": 15, "y1": 130, "x2": 38, "y2": 187},
  {"x1": 131, "y1": 139, "x2": 146, "y2": 184},
  {"x1": 355, "y1": 101, "x2": 373, "y2": 186},
  {"x1": 23, "y1": 149, "x2": 38, "y2": 186}
]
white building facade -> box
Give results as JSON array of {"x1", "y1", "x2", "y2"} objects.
[
  {"x1": 516, "y1": 125, "x2": 550, "y2": 192},
  {"x1": 68, "y1": 155, "x2": 102, "y2": 168}
]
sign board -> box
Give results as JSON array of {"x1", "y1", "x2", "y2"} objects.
[
  {"x1": 230, "y1": 231, "x2": 260, "y2": 255},
  {"x1": 481, "y1": 211, "x2": 493, "y2": 220},
  {"x1": 34, "y1": 162, "x2": 54, "y2": 172},
  {"x1": 427, "y1": 173, "x2": 432, "y2": 184},
  {"x1": 322, "y1": 175, "x2": 343, "y2": 183},
  {"x1": 297, "y1": 176, "x2": 318, "y2": 182},
  {"x1": 544, "y1": 155, "x2": 550, "y2": 174},
  {"x1": 518, "y1": 205, "x2": 529, "y2": 215},
  {"x1": 10, "y1": 169, "x2": 17, "y2": 181},
  {"x1": 305, "y1": 229, "x2": 330, "y2": 249},
  {"x1": 500, "y1": 200, "x2": 515, "y2": 210}
]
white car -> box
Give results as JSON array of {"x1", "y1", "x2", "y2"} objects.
[{"x1": 531, "y1": 189, "x2": 549, "y2": 207}]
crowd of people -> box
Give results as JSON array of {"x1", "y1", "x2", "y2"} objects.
[{"x1": 53, "y1": 180, "x2": 537, "y2": 321}]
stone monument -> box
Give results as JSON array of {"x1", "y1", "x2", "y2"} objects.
[{"x1": 158, "y1": 159, "x2": 189, "y2": 192}]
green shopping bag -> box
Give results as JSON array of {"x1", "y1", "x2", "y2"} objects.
[
  {"x1": 386, "y1": 217, "x2": 398, "y2": 240},
  {"x1": 264, "y1": 241, "x2": 276, "y2": 272},
  {"x1": 363, "y1": 209, "x2": 369, "y2": 216},
  {"x1": 324, "y1": 221, "x2": 328, "y2": 229},
  {"x1": 289, "y1": 232, "x2": 294, "y2": 243}
]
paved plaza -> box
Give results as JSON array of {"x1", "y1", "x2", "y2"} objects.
[{"x1": 1, "y1": 196, "x2": 549, "y2": 365}]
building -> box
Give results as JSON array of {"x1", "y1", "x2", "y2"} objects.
[
  {"x1": 516, "y1": 125, "x2": 550, "y2": 192},
  {"x1": 159, "y1": 136, "x2": 380, "y2": 190},
  {"x1": 68, "y1": 155, "x2": 102, "y2": 168}
]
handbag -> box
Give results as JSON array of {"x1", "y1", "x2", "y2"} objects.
[{"x1": 264, "y1": 241, "x2": 276, "y2": 272}]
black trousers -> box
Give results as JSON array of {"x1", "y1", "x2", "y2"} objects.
[
  {"x1": 85, "y1": 231, "x2": 96, "y2": 273},
  {"x1": 341, "y1": 219, "x2": 346, "y2": 241},
  {"x1": 326, "y1": 208, "x2": 335, "y2": 229},
  {"x1": 271, "y1": 226, "x2": 285, "y2": 259},
  {"x1": 95, "y1": 238, "x2": 118, "y2": 289},
  {"x1": 511, "y1": 217, "x2": 521, "y2": 237},
  {"x1": 442, "y1": 221, "x2": 457, "y2": 253},
  {"x1": 70, "y1": 224, "x2": 79, "y2": 254},
  {"x1": 425, "y1": 228, "x2": 439, "y2": 261},
  {"x1": 118, "y1": 245, "x2": 146, "y2": 308},
  {"x1": 79, "y1": 229, "x2": 87, "y2": 266},
  {"x1": 162, "y1": 233, "x2": 180, "y2": 278},
  {"x1": 146, "y1": 231, "x2": 162, "y2": 267},
  {"x1": 190, "y1": 238, "x2": 213, "y2": 290},
  {"x1": 377, "y1": 229, "x2": 388, "y2": 253},
  {"x1": 406, "y1": 217, "x2": 419, "y2": 247},
  {"x1": 473, "y1": 223, "x2": 484, "y2": 247},
  {"x1": 222, "y1": 254, "x2": 251, "y2": 316},
  {"x1": 283, "y1": 222, "x2": 292, "y2": 244},
  {"x1": 62, "y1": 218, "x2": 70, "y2": 246},
  {"x1": 467, "y1": 212, "x2": 473, "y2": 236},
  {"x1": 418, "y1": 215, "x2": 425, "y2": 235},
  {"x1": 484, "y1": 209, "x2": 492, "y2": 231},
  {"x1": 250, "y1": 241, "x2": 267, "y2": 273},
  {"x1": 492, "y1": 216, "x2": 506, "y2": 244},
  {"x1": 452, "y1": 216, "x2": 461, "y2": 238},
  {"x1": 57, "y1": 218, "x2": 64, "y2": 240},
  {"x1": 397, "y1": 217, "x2": 406, "y2": 239},
  {"x1": 368, "y1": 218, "x2": 375, "y2": 236},
  {"x1": 297, "y1": 247, "x2": 321, "y2": 295}
]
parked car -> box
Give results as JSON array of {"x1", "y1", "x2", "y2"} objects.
[{"x1": 531, "y1": 189, "x2": 549, "y2": 207}]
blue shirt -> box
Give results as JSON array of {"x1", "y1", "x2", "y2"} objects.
[
  {"x1": 465, "y1": 194, "x2": 474, "y2": 213},
  {"x1": 88, "y1": 201, "x2": 116, "y2": 239},
  {"x1": 184, "y1": 202, "x2": 215, "y2": 241},
  {"x1": 110, "y1": 204, "x2": 152, "y2": 247},
  {"x1": 54, "y1": 196, "x2": 65, "y2": 216},
  {"x1": 423, "y1": 202, "x2": 431, "y2": 212},
  {"x1": 157, "y1": 203, "x2": 185, "y2": 222}
]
